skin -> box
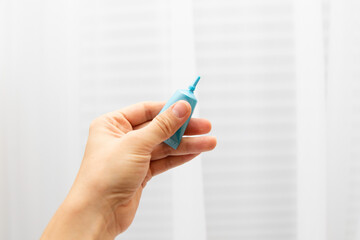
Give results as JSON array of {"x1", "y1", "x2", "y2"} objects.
[{"x1": 41, "y1": 100, "x2": 217, "y2": 239}]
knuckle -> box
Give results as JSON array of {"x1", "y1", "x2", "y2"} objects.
[
  {"x1": 89, "y1": 113, "x2": 111, "y2": 131},
  {"x1": 162, "y1": 145, "x2": 173, "y2": 157},
  {"x1": 184, "y1": 140, "x2": 192, "y2": 153},
  {"x1": 153, "y1": 116, "x2": 174, "y2": 137},
  {"x1": 89, "y1": 117, "x2": 102, "y2": 130},
  {"x1": 103, "y1": 113, "x2": 119, "y2": 126},
  {"x1": 143, "y1": 103, "x2": 154, "y2": 121},
  {"x1": 139, "y1": 101, "x2": 154, "y2": 121}
]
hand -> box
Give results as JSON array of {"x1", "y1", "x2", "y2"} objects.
[{"x1": 41, "y1": 101, "x2": 217, "y2": 240}]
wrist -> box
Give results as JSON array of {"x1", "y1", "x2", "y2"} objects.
[
  {"x1": 41, "y1": 186, "x2": 118, "y2": 240},
  {"x1": 69, "y1": 193, "x2": 116, "y2": 237}
]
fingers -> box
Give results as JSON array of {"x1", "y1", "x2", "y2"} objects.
[
  {"x1": 150, "y1": 154, "x2": 200, "y2": 177},
  {"x1": 184, "y1": 118, "x2": 212, "y2": 135},
  {"x1": 132, "y1": 101, "x2": 191, "y2": 148},
  {"x1": 109, "y1": 101, "x2": 165, "y2": 127},
  {"x1": 133, "y1": 118, "x2": 212, "y2": 135},
  {"x1": 151, "y1": 136, "x2": 217, "y2": 160}
]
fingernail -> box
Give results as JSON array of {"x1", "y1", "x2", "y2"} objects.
[{"x1": 172, "y1": 101, "x2": 189, "y2": 118}]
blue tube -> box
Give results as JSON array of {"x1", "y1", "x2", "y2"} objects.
[{"x1": 159, "y1": 77, "x2": 200, "y2": 149}]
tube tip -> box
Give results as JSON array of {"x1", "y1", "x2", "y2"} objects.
[{"x1": 189, "y1": 76, "x2": 201, "y2": 92}]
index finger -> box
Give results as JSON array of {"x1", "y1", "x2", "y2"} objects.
[{"x1": 110, "y1": 101, "x2": 165, "y2": 127}]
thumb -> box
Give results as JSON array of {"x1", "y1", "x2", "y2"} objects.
[{"x1": 135, "y1": 100, "x2": 191, "y2": 148}]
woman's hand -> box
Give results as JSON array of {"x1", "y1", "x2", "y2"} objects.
[{"x1": 41, "y1": 101, "x2": 216, "y2": 240}]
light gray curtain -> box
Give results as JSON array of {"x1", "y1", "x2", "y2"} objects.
[{"x1": 1, "y1": 0, "x2": 360, "y2": 239}]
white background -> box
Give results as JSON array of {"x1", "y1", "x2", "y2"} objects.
[{"x1": 1, "y1": 0, "x2": 360, "y2": 239}]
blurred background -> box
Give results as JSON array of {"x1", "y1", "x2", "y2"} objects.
[{"x1": 0, "y1": 0, "x2": 359, "y2": 239}]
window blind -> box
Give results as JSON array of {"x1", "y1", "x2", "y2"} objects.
[
  {"x1": 346, "y1": 7, "x2": 360, "y2": 239},
  {"x1": 327, "y1": 1, "x2": 360, "y2": 240},
  {"x1": 193, "y1": 0, "x2": 297, "y2": 239},
  {"x1": 74, "y1": 1, "x2": 173, "y2": 239}
]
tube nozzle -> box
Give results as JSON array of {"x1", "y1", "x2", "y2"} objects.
[{"x1": 189, "y1": 76, "x2": 200, "y2": 92}]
